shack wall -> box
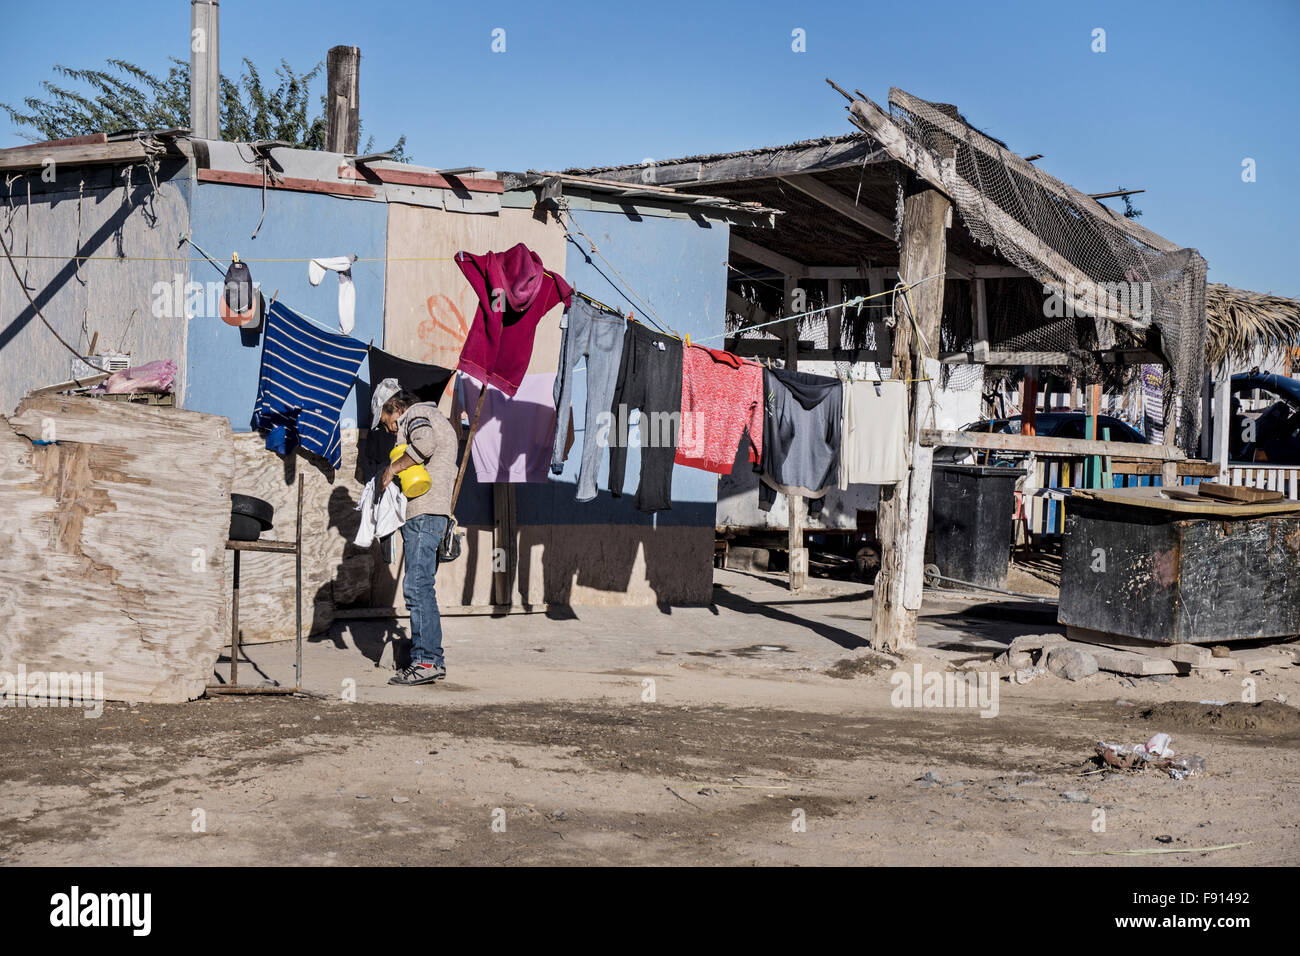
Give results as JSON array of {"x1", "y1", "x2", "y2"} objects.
[
  {"x1": 183, "y1": 182, "x2": 388, "y2": 430},
  {"x1": 0, "y1": 161, "x2": 191, "y2": 415}
]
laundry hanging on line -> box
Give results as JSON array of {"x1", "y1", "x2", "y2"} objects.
[
  {"x1": 840, "y1": 378, "x2": 909, "y2": 486},
  {"x1": 308, "y1": 254, "x2": 358, "y2": 333},
  {"x1": 608, "y1": 321, "x2": 683, "y2": 513},
  {"x1": 456, "y1": 371, "x2": 559, "y2": 483},
  {"x1": 551, "y1": 294, "x2": 627, "y2": 501},
  {"x1": 362, "y1": 345, "x2": 454, "y2": 481},
  {"x1": 455, "y1": 242, "x2": 571, "y2": 397},
  {"x1": 755, "y1": 365, "x2": 843, "y2": 516},
  {"x1": 251, "y1": 300, "x2": 368, "y2": 469},
  {"x1": 675, "y1": 343, "x2": 763, "y2": 475}
]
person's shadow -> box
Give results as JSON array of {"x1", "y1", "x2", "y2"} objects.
[{"x1": 311, "y1": 484, "x2": 410, "y2": 668}]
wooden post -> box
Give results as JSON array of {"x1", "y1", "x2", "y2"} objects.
[
  {"x1": 870, "y1": 172, "x2": 951, "y2": 652},
  {"x1": 827, "y1": 277, "x2": 843, "y2": 355},
  {"x1": 1020, "y1": 367, "x2": 1038, "y2": 435},
  {"x1": 326, "y1": 45, "x2": 361, "y2": 154},
  {"x1": 785, "y1": 274, "x2": 807, "y2": 591},
  {"x1": 1212, "y1": 362, "x2": 1231, "y2": 481},
  {"x1": 492, "y1": 483, "x2": 517, "y2": 607},
  {"x1": 972, "y1": 277, "x2": 989, "y2": 363},
  {"x1": 1085, "y1": 383, "x2": 1101, "y2": 487}
]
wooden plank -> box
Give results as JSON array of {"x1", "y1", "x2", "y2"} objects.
[
  {"x1": 2, "y1": 396, "x2": 235, "y2": 703},
  {"x1": 1199, "y1": 481, "x2": 1284, "y2": 504},
  {"x1": 920, "y1": 428, "x2": 1185, "y2": 461},
  {"x1": 196, "y1": 168, "x2": 377, "y2": 199},
  {"x1": 344, "y1": 163, "x2": 505, "y2": 194},
  {"x1": 580, "y1": 136, "x2": 889, "y2": 188},
  {"x1": 972, "y1": 277, "x2": 989, "y2": 362},
  {"x1": 730, "y1": 234, "x2": 805, "y2": 275},
  {"x1": 0, "y1": 139, "x2": 157, "y2": 171},
  {"x1": 6, "y1": 133, "x2": 109, "y2": 151},
  {"x1": 492, "y1": 482, "x2": 517, "y2": 606}
]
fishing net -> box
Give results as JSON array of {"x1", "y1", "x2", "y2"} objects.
[{"x1": 885, "y1": 89, "x2": 1208, "y2": 452}]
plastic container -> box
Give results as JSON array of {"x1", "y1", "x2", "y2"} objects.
[{"x1": 389, "y1": 444, "x2": 432, "y2": 499}]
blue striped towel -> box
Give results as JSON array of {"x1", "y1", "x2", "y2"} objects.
[{"x1": 252, "y1": 300, "x2": 368, "y2": 468}]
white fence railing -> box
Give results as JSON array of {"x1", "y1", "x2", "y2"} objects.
[{"x1": 1224, "y1": 465, "x2": 1300, "y2": 500}]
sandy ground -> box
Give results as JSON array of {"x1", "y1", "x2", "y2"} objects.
[{"x1": 2, "y1": 569, "x2": 1298, "y2": 866}]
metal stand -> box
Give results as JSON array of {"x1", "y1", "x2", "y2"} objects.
[{"x1": 208, "y1": 477, "x2": 304, "y2": 695}]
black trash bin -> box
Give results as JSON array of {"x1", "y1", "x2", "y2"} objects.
[{"x1": 929, "y1": 463, "x2": 1019, "y2": 590}]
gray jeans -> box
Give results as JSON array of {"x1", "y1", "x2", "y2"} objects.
[{"x1": 551, "y1": 296, "x2": 627, "y2": 501}]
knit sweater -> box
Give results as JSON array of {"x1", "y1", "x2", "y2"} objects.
[{"x1": 395, "y1": 402, "x2": 460, "y2": 518}]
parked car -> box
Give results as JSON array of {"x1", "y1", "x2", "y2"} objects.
[
  {"x1": 1227, "y1": 372, "x2": 1300, "y2": 464},
  {"x1": 936, "y1": 412, "x2": 1150, "y2": 463}
]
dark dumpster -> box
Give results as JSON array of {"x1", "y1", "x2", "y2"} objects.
[
  {"x1": 1058, "y1": 486, "x2": 1300, "y2": 644},
  {"x1": 930, "y1": 463, "x2": 1020, "y2": 590}
]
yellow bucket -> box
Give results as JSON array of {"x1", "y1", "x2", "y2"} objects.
[{"x1": 390, "y1": 444, "x2": 432, "y2": 499}]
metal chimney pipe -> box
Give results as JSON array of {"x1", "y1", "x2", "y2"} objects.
[{"x1": 190, "y1": 0, "x2": 221, "y2": 139}]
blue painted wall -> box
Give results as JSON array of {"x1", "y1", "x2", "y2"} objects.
[
  {"x1": 184, "y1": 185, "x2": 387, "y2": 430},
  {"x1": 459, "y1": 206, "x2": 729, "y2": 530}
]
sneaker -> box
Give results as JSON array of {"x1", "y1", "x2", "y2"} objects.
[{"x1": 389, "y1": 662, "x2": 446, "y2": 686}]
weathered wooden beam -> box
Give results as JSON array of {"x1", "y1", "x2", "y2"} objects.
[
  {"x1": 0, "y1": 140, "x2": 162, "y2": 171},
  {"x1": 890, "y1": 88, "x2": 1181, "y2": 256},
  {"x1": 326, "y1": 45, "x2": 361, "y2": 155},
  {"x1": 940, "y1": 348, "x2": 1165, "y2": 366},
  {"x1": 846, "y1": 93, "x2": 1148, "y2": 329},
  {"x1": 583, "y1": 137, "x2": 889, "y2": 188},
  {"x1": 730, "y1": 235, "x2": 805, "y2": 276},
  {"x1": 196, "y1": 168, "x2": 377, "y2": 199},
  {"x1": 871, "y1": 148, "x2": 952, "y2": 652},
  {"x1": 784, "y1": 274, "x2": 807, "y2": 593},
  {"x1": 920, "y1": 428, "x2": 1186, "y2": 461},
  {"x1": 778, "y1": 174, "x2": 895, "y2": 239},
  {"x1": 778, "y1": 172, "x2": 984, "y2": 278}
]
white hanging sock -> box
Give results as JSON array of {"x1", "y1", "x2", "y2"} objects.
[{"x1": 308, "y1": 254, "x2": 358, "y2": 333}]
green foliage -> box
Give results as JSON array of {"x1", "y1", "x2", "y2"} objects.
[
  {"x1": 1116, "y1": 187, "x2": 1143, "y2": 220},
  {"x1": 2, "y1": 57, "x2": 410, "y2": 162}
]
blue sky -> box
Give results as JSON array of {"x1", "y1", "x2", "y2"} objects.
[{"x1": 2, "y1": 0, "x2": 1297, "y2": 296}]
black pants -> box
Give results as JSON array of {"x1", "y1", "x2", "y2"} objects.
[{"x1": 608, "y1": 322, "x2": 683, "y2": 512}]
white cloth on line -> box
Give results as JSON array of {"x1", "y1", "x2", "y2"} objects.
[
  {"x1": 839, "y1": 379, "x2": 909, "y2": 486},
  {"x1": 371, "y1": 376, "x2": 401, "y2": 429},
  {"x1": 354, "y1": 475, "x2": 407, "y2": 547},
  {"x1": 309, "y1": 254, "x2": 358, "y2": 334}
]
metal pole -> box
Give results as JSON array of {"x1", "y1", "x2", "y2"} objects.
[
  {"x1": 295, "y1": 475, "x2": 303, "y2": 690},
  {"x1": 230, "y1": 548, "x2": 240, "y2": 686},
  {"x1": 189, "y1": 1, "x2": 221, "y2": 139}
]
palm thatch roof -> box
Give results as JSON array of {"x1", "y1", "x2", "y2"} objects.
[{"x1": 1206, "y1": 283, "x2": 1300, "y2": 366}]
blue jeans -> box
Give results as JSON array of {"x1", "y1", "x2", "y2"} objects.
[{"x1": 401, "y1": 514, "x2": 449, "y2": 667}]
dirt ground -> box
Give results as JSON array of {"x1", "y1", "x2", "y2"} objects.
[{"x1": 2, "y1": 569, "x2": 1298, "y2": 866}]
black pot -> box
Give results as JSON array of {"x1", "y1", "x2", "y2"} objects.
[{"x1": 230, "y1": 493, "x2": 275, "y2": 541}]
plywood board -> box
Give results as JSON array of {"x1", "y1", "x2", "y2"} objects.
[
  {"x1": 382, "y1": 204, "x2": 567, "y2": 381},
  {"x1": 0, "y1": 396, "x2": 234, "y2": 703}
]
